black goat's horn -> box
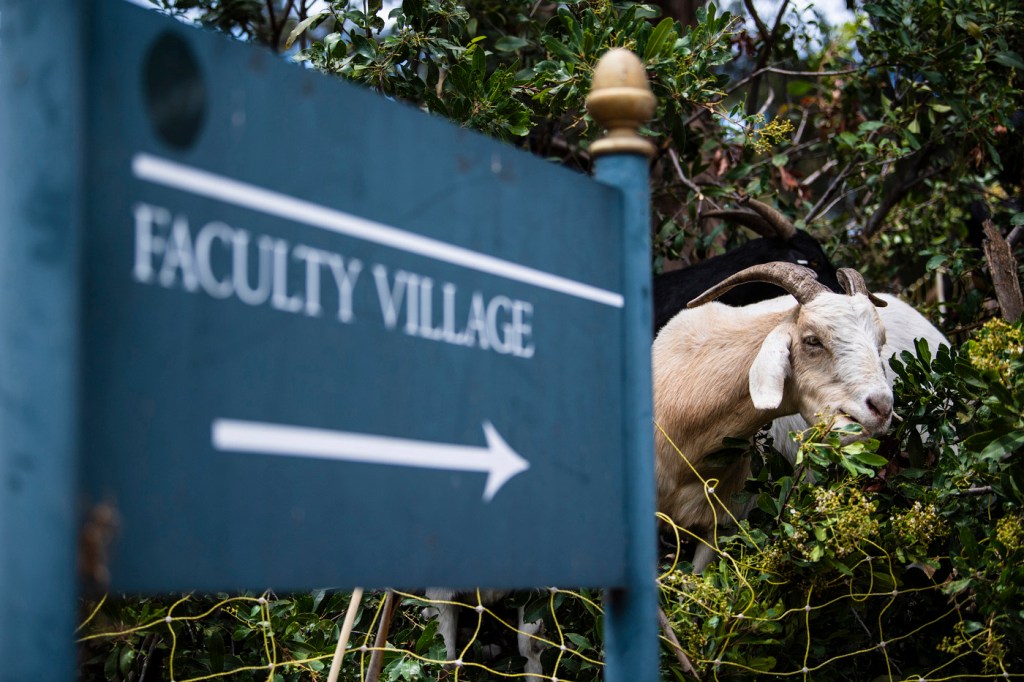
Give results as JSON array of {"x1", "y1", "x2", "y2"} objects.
[
  {"x1": 739, "y1": 197, "x2": 798, "y2": 240},
  {"x1": 700, "y1": 209, "x2": 779, "y2": 239},
  {"x1": 837, "y1": 268, "x2": 888, "y2": 307},
  {"x1": 687, "y1": 262, "x2": 829, "y2": 308}
]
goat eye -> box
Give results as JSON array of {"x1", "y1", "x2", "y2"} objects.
[{"x1": 803, "y1": 335, "x2": 822, "y2": 348}]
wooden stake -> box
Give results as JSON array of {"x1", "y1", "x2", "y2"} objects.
[{"x1": 328, "y1": 587, "x2": 364, "y2": 682}]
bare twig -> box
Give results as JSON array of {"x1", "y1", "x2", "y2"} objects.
[
  {"x1": 805, "y1": 160, "x2": 857, "y2": 223},
  {"x1": 743, "y1": 0, "x2": 770, "y2": 40},
  {"x1": 1007, "y1": 225, "x2": 1023, "y2": 249},
  {"x1": 961, "y1": 486, "x2": 995, "y2": 495},
  {"x1": 681, "y1": 62, "x2": 868, "y2": 130},
  {"x1": 763, "y1": 65, "x2": 863, "y2": 77},
  {"x1": 745, "y1": 0, "x2": 792, "y2": 116},
  {"x1": 793, "y1": 106, "x2": 810, "y2": 146},
  {"x1": 756, "y1": 87, "x2": 776, "y2": 117},
  {"x1": 659, "y1": 606, "x2": 700, "y2": 679},
  {"x1": 265, "y1": 0, "x2": 278, "y2": 41},
  {"x1": 267, "y1": 0, "x2": 297, "y2": 51},
  {"x1": 667, "y1": 148, "x2": 720, "y2": 208},
  {"x1": 139, "y1": 633, "x2": 160, "y2": 682},
  {"x1": 801, "y1": 158, "x2": 837, "y2": 187},
  {"x1": 860, "y1": 150, "x2": 947, "y2": 243},
  {"x1": 850, "y1": 604, "x2": 874, "y2": 639}
]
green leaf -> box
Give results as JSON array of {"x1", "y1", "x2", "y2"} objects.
[
  {"x1": 847, "y1": 450, "x2": 889, "y2": 467},
  {"x1": 285, "y1": 11, "x2": 330, "y2": 50},
  {"x1": 543, "y1": 35, "x2": 577, "y2": 61},
  {"x1": 118, "y1": 645, "x2": 136, "y2": 678},
  {"x1": 207, "y1": 628, "x2": 225, "y2": 672},
  {"x1": 746, "y1": 656, "x2": 778, "y2": 672},
  {"x1": 644, "y1": 18, "x2": 677, "y2": 60},
  {"x1": 757, "y1": 494, "x2": 780, "y2": 516},
  {"x1": 787, "y1": 80, "x2": 815, "y2": 97},
  {"x1": 415, "y1": 617, "x2": 438, "y2": 655},
  {"x1": 837, "y1": 131, "x2": 859, "y2": 147},
  {"x1": 1011, "y1": 212, "x2": 1024, "y2": 226},
  {"x1": 566, "y1": 632, "x2": 592, "y2": 649},
  {"x1": 494, "y1": 36, "x2": 529, "y2": 52},
  {"x1": 943, "y1": 577, "x2": 973, "y2": 594},
  {"x1": 979, "y1": 430, "x2": 1024, "y2": 460},
  {"x1": 994, "y1": 51, "x2": 1024, "y2": 70}
]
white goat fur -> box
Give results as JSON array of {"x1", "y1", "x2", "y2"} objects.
[
  {"x1": 768, "y1": 292, "x2": 949, "y2": 463},
  {"x1": 653, "y1": 291, "x2": 892, "y2": 566},
  {"x1": 423, "y1": 588, "x2": 544, "y2": 678}
]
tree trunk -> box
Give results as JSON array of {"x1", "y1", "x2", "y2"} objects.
[{"x1": 982, "y1": 219, "x2": 1024, "y2": 321}]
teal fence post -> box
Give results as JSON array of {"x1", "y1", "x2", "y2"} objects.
[
  {"x1": 588, "y1": 49, "x2": 659, "y2": 681},
  {"x1": 0, "y1": 0, "x2": 85, "y2": 678}
]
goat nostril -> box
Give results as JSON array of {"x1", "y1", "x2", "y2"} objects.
[{"x1": 866, "y1": 394, "x2": 893, "y2": 420}]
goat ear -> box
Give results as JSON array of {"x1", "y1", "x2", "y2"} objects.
[{"x1": 749, "y1": 326, "x2": 792, "y2": 410}]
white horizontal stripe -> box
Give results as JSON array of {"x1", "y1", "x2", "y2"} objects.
[
  {"x1": 213, "y1": 418, "x2": 493, "y2": 471},
  {"x1": 132, "y1": 153, "x2": 624, "y2": 307}
]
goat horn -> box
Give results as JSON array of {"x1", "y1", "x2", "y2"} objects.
[
  {"x1": 836, "y1": 268, "x2": 888, "y2": 307},
  {"x1": 739, "y1": 197, "x2": 798, "y2": 240},
  {"x1": 687, "y1": 261, "x2": 829, "y2": 308},
  {"x1": 700, "y1": 209, "x2": 779, "y2": 239}
]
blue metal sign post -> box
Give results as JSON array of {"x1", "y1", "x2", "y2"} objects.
[
  {"x1": 589, "y1": 50, "x2": 660, "y2": 682},
  {"x1": 0, "y1": 3, "x2": 657, "y2": 679},
  {"x1": 0, "y1": 1, "x2": 84, "y2": 679}
]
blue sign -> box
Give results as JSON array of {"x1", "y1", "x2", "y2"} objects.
[{"x1": 80, "y1": 2, "x2": 631, "y2": 592}]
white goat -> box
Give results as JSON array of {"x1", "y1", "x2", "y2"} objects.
[
  {"x1": 768, "y1": 292, "x2": 950, "y2": 463},
  {"x1": 653, "y1": 263, "x2": 893, "y2": 572},
  {"x1": 423, "y1": 587, "x2": 544, "y2": 678}
]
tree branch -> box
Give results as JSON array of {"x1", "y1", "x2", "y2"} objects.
[
  {"x1": 744, "y1": 0, "x2": 791, "y2": 116},
  {"x1": 805, "y1": 159, "x2": 858, "y2": 223},
  {"x1": 265, "y1": 0, "x2": 278, "y2": 48},
  {"x1": 659, "y1": 606, "x2": 700, "y2": 679},
  {"x1": 763, "y1": 65, "x2": 863, "y2": 77},
  {"x1": 1007, "y1": 225, "x2": 1023, "y2": 249},
  {"x1": 667, "y1": 148, "x2": 720, "y2": 207},
  {"x1": 982, "y1": 219, "x2": 1024, "y2": 321},
  {"x1": 859, "y1": 147, "x2": 942, "y2": 243},
  {"x1": 681, "y1": 63, "x2": 870, "y2": 131}
]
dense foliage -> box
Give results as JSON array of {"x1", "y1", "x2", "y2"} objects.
[
  {"x1": 80, "y1": 0, "x2": 1024, "y2": 679},
  {"x1": 660, "y1": 317, "x2": 1024, "y2": 678}
]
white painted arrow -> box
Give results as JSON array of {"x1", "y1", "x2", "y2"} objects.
[{"x1": 211, "y1": 418, "x2": 529, "y2": 502}]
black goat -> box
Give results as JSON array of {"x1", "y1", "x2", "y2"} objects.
[{"x1": 653, "y1": 199, "x2": 841, "y2": 334}]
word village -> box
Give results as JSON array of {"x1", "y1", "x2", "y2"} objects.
[{"x1": 131, "y1": 201, "x2": 537, "y2": 359}]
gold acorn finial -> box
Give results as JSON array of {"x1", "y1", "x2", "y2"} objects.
[{"x1": 586, "y1": 48, "x2": 656, "y2": 158}]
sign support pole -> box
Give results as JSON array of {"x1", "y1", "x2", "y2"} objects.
[
  {"x1": 587, "y1": 49, "x2": 659, "y2": 681},
  {"x1": 0, "y1": 0, "x2": 86, "y2": 678}
]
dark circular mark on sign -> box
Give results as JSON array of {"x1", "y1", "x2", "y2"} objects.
[{"x1": 142, "y1": 32, "x2": 206, "y2": 149}]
